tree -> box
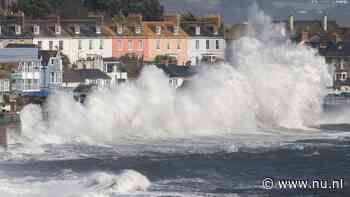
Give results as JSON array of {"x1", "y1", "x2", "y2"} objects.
[
  {"x1": 154, "y1": 55, "x2": 177, "y2": 65},
  {"x1": 180, "y1": 11, "x2": 197, "y2": 22},
  {"x1": 119, "y1": 53, "x2": 144, "y2": 78},
  {"x1": 15, "y1": 0, "x2": 52, "y2": 18},
  {"x1": 85, "y1": 0, "x2": 164, "y2": 20}
]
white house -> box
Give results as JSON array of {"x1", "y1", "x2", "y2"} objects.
[
  {"x1": 32, "y1": 18, "x2": 113, "y2": 64},
  {"x1": 14, "y1": 59, "x2": 42, "y2": 93},
  {"x1": 182, "y1": 15, "x2": 226, "y2": 66},
  {"x1": 102, "y1": 58, "x2": 128, "y2": 88},
  {"x1": 62, "y1": 69, "x2": 111, "y2": 90},
  {"x1": 11, "y1": 50, "x2": 63, "y2": 95},
  {"x1": 39, "y1": 50, "x2": 63, "y2": 90},
  {"x1": 187, "y1": 37, "x2": 225, "y2": 65}
]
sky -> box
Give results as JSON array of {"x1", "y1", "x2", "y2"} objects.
[{"x1": 160, "y1": 0, "x2": 350, "y2": 26}]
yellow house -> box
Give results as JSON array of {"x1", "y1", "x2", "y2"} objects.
[{"x1": 143, "y1": 16, "x2": 188, "y2": 66}]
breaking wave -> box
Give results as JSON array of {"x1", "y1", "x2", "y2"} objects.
[
  {"x1": 0, "y1": 170, "x2": 150, "y2": 197},
  {"x1": 18, "y1": 8, "x2": 331, "y2": 145}
]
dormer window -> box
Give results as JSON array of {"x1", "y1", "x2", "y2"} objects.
[
  {"x1": 96, "y1": 25, "x2": 101, "y2": 34},
  {"x1": 174, "y1": 25, "x2": 179, "y2": 35},
  {"x1": 156, "y1": 25, "x2": 161, "y2": 35},
  {"x1": 15, "y1": 24, "x2": 21, "y2": 35},
  {"x1": 195, "y1": 25, "x2": 201, "y2": 35},
  {"x1": 117, "y1": 25, "x2": 123, "y2": 34},
  {"x1": 135, "y1": 25, "x2": 141, "y2": 34},
  {"x1": 33, "y1": 24, "x2": 40, "y2": 35},
  {"x1": 55, "y1": 24, "x2": 61, "y2": 35},
  {"x1": 74, "y1": 24, "x2": 80, "y2": 35}
]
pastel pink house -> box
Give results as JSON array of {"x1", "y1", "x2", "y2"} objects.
[{"x1": 110, "y1": 14, "x2": 149, "y2": 60}]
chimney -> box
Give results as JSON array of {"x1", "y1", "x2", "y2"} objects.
[
  {"x1": 174, "y1": 14, "x2": 180, "y2": 35},
  {"x1": 195, "y1": 25, "x2": 201, "y2": 35},
  {"x1": 74, "y1": 24, "x2": 80, "y2": 35},
  {"x1": 33, "y1": 24, "x2": 40, "y2": 35},
  {"x1": 96, "y1": 25, "x2": 101, "y2": 34},
  {"x1": 289, "y1": 15, "x2": 294, "y2": 31},
  {"x1": 55, "y1": 24, "x2": 61, "y2": 35},
  {"x1": 323, "y1": 15, "x2": 328, "y2": 31},
  {"x1": 117, "y1": 24, "x2": 123, "y2": 34},
  {"x1": 301, "y1": 31, "x2": 309, "y2": 42}
]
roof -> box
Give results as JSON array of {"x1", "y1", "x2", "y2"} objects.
[
  {"x1": 157, "y1": 64, "x2": 197, "y2": 78},
  {"x1": 181, "y1": 15, "x2": 222, "y2": 37},
  {"x1": 319, "y1": 41, "x2": 350, "y2": 57},
  {"x1": 181, "y1": 23, "x2": 222, "y2": 37},
  {"x1": 63, "y1": 71, "x2": 81, "y2": 83},
  {"x1": 0, "y1": 16, "x2": 113, "y2": 38},
  {"x1": 0, "y1": 48, "x2": 38, "y2": 63},
  {"x1": 107, "y1": 14, "x2": 144, "y2": 37},
  {"x1": 73, "y1": 84, "x2": 96, "y2": 93},
  {"x1": 5, "y1": 43, "x2": 37, "y2": 48},
  {"x1": 143, "y1": 21, "x2": 187, "y2": 38},
  {"x1": 39, "y1": 50, "x2": 59, "y2": 66},
  {"x1": 103, "y1": 57, "x2": 120, "y2": 62},
  {"x1": 63, "y1": 69, "x2": 110, "y2": 83}
]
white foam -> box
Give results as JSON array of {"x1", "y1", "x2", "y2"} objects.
[
  {"x1": 87, "y1": 170, "x2": 151, "y2": 193},
  {"x1": 0, "y1": 170, "x2": 150, "y2": 197}
]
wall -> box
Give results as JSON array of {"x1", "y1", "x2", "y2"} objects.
[
  {"x1": 112, "y1": 37, "x2": 149, "y2": 60},
  {"x1": 147, "y1": 38, "x2": 188, "y2": 65}
]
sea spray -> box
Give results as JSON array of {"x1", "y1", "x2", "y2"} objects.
[{"x1": 18, "y1": 8, "x2": 331, "y2": 145}]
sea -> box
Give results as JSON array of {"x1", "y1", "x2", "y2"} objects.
[{"x1": 0, "y1": 127, "x2": 349, "y2": 197}]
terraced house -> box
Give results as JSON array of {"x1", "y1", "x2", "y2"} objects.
[
  {"x1": 181, "y1": 15, "x2": 225, "y2": 66},
  {"x1": 31, "y1": 16, "x2": 113, "y2": 64},
  {"x1": 0, "y1": 14, "x2": 33, "y2": 47},
  {"x1": 109, "y1": 14, "x2": 149, "y2": 60},
  {"x1": 143, "y1": 14, "x2": 188, "y2": 65}
]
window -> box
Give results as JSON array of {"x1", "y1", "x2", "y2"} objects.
[
  {"x1": 78, "y1": 40, "x2": 82, "y2": 50},
  {"x1": 216, "y1": 40, "x2": 220, "y2": 49},
  {"x1": 128, "y1": 40, "x2": 132, "y2": 50},
  {"x1": 156, "y1": 40, "x2": 160, "y2": 49},
  {"x1": 167, "y1": 42, "x2": 170, "y2": 49},
  {"x1": 206, "y1": 40, "x2": 210, "y2": 49},
  {"x1": 340, "y1": 59, "x2": 345, "y2": 70},
  {"x1": 38, "y1": 41, "x2": 42, "y2": 49},
  {"x1": 117, "y1": 40, "x2": 122, "y2": 49},
  {"x1": 49, "y1": 41, "x2": 53, "y2": 50},
  {"x1": 177, "y1": 41, "x2": 181, "y2": 49},
  {"x1": 139, "y1": 40, "x2": 143, "y2": 49},
  {"x1": 196, "y1": 40, "x2": 200, "y2": 50},
  {"x1": 51, "y1": 72, "x2": 55, "y2": 83},
  {"x1": 99, "y1": 39, "x2": 104, "y2": 49},
  {"x1": 156, "y1": 25, "x2": 161, "y2": 35},
  {"x1": 59, "y1": 40, "x2": 64, "y2": 50},
  {"x1": 89, "y1": 40, "x2": 93, "y2": 50}
]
